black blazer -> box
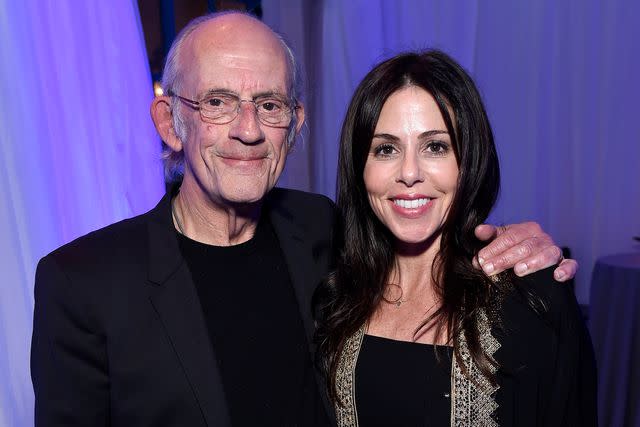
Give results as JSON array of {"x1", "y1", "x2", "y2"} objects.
[
  {"x1": 493, "y1": 268, "x2": 597, "y2": 426},
  {"x1": 31, "y1": 188, "x2": 336, "y2": 426}
]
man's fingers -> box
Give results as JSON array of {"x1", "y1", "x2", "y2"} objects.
[
  {"x1": 474, "y1": 221, "x2": 577, "y2": 281},
  {"x1": 553, "y1": 259, "x2": 578, "y2": 282},
  {"x1": 512, "y1": 244, "x2": 562, "y2": 276},
  {"x1": 472, "y1": 255, "x2": 481, "y2": 269},
  {"x1": 474, "y1": 224, "x2": 499, "y2": 242},
  {"x1": 476, "y1": 223, "x2": 535, "y2": 267},
  {"x1": 478, "y1": 236, "x2": 543, "y2": 275}
]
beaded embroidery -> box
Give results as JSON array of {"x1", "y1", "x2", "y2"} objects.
[
  {"x1": 450, "y1": 309, "x2": 500, "y2": 426},
  {"x1": 334, "y1": 310, "x2": 500, "y2": 427},
  {"x1": 334, "y1": 324, "x2": 365, "y2": 427}
]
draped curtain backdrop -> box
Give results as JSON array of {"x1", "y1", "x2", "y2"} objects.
[
  {"x1": 0, "y1": 1, "x2": 164, "y2": 425},
  {"x1": 264, "y1": 0, "x2": 640, "y2": 306},
  {"x1": 2, "y1": 1, "x2": 639, "y2": 426}
]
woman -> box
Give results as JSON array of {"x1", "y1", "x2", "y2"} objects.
[{"x1": 314, "y1": 50, "x2": 596, "y2": 426}]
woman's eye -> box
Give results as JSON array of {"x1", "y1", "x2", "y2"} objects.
[
  {"x1": 373, "y1": 144, "x2": 397, "y2": 157},
  {"x1": 426, "y1": 141, "x2": 449, "y2": 155}
]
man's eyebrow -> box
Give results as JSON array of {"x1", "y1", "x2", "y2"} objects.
[
  {"x1": 252, "y1": 90, "x2": 289, "y2": 99},
  {"x1": 201, "y1": 89, "x2": 288, "y2": 99},
  {"x1": 201, "y1": 88, "x2": 237, "y2": 97},
  {"x1": 372, "y1": 130, "x2": 448, "y2": 140}
]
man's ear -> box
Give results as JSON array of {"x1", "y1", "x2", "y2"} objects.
[
  {"x1": 294, "y1": 102, "x2": 305, "y2": 136},
  {"x1": 151, "y1": 96, "x2": 182, "y2": 152}
]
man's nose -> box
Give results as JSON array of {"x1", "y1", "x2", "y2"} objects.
[
  {"x1": 397, "y1": 153, "x2": 424, "y2": 186},
  {"x1": 228, "y1": 101, "x2": 264, "y2": 144}
]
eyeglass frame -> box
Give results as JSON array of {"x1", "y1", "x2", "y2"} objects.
[{"x1": 168, "y1": 89, "x2": 300, "y2": 128}]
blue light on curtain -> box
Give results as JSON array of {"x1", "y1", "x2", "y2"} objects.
[
  {"x1": 0, "y1": 1, "x2": 164, "y2": 425},
  {"x1": 264, "y1": 0, "x2": 640, "y2": 307},
  {"x1": 2, "y1": 1, "x2": 639, "y2": 425}
]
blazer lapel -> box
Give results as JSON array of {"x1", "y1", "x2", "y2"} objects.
[
  {"x1": 268, "y1": 203, "x2": 318, "y2": 347},
  {"x1": 267, "y1": 193, "x2": 337, "y2": 423},
  {"x1": 146, "y1": 193, "x2": 231, "y2": 427}
]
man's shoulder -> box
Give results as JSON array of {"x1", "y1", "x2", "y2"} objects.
[
  {"x1": 266, "y1": 188, "x2": 336, "y2": 243},
  {"x1": 267, "y1": 188, "x2": 336, "y2": 222},
  {"x1": 268, "y1": 187, "x2": 335, "y2": 209},
  {"x1": 44, "y1": 205, "x2": 158, "y2": 270}
]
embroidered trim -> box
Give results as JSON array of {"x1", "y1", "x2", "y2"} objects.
[
  {"x1": 451, "y1": 309, "x2": 500, "y2": 426},
  {"x1": 334, "y1": 323, "x2": 365, "y2": 427},
  {"x1": 334, "y1": 310, "x2": 500, "y2": 427}
]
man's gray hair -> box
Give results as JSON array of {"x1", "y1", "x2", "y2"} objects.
[{"x1": 160, "y1": 12, "x2": 303, "y2": 182}]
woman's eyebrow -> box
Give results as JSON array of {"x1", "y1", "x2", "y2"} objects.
[
  {"x1": 419, "y1": 130, "x2": 449, "y2": 138},
  {"x1": 372, "y1": 130, "x2": 449, "y2": 140},
  {"x1": 372, "y1": 133, "x2": 400, "y2": 141}
]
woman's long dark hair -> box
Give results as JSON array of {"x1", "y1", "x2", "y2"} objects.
[{"x1": 314, "y1": 50, "x2": 512, "y2": 403}]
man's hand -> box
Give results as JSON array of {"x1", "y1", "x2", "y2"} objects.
[{"x1": 473, "y1": 222, "x2": 578, "y2": 282}]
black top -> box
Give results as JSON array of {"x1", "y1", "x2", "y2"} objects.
[
  {"x1": 356, "y1": 335, "x2": 452, "y2": 426},
  {"x1": 177, "y1": 215, "x2": 323, "y2": 426},
  {"x1": 353, "y1": 268, "x2": 597, "y2": 426}
]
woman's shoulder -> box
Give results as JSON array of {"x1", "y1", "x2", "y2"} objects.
[
  {"x1": 494, "y1": 269, "x2": 597, "y2": 425},
  {"x1": 495, "y1": 266, "x2": 589, "y2": 359},
  {"x1": 502, "y1": 266, "x2": 581, "y2": 325}
]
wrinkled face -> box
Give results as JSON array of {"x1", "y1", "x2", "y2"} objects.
[
  {"x1": 363, "y1": 86, "x2": 459, "y2": 247},
  {"x1": 176, "y1": 19, "x2": 301, "y2": 206}
]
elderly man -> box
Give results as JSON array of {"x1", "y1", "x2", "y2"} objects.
[{"x1": 31, "y1": 11, "x2": 576, "y2": 427}]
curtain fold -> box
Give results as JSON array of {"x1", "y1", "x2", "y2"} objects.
[{"x1": 0, "y1": 1, "x2": 164, "y2": 425}]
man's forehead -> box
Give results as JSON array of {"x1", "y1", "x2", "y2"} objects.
[
  {"x1": 181, "y1": 18, "x2": 290, "y2": 96},
  {"x1": 191, "y1": 51, "x2": 289, "y2": 97},
  {"x1": 189, "y1": 15, "x2": 286, "y2": 63}
]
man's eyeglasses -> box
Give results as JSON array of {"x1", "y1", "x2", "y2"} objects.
[{"x1": 170, "y1": 91, "x2": 298, "y2": 127}]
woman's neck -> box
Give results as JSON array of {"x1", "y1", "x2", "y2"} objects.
[
  {"x1": 391, "y1": 233, "x2": 442, "y2": 298},
  {"x1": 366, "y1": 234, "x2": 448, "y2": 344}
]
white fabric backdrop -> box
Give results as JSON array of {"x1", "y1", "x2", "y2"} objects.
[
  {"x1": 1, "y1": 1, "x2": 639, "y2": 426},
  {"x1": 264, "y1": 0, "x2": 640, "y2": 305},
  {"x1": 0, "y1": 1, "x2": 164, "y2": 425}
]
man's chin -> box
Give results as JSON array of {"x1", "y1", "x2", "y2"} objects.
[
  {"x1": 219, "y1": 184, "x2": 273, "y2": 207},
  {"x1": 203, "y1": 171, "x2": 280, "y2": 208}
]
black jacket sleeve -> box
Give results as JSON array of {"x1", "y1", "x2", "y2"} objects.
[
  {"x1": 544, "y1": 274, "x2": 598, "y2": 426},
  {"x1": 496, "y1": 267, "x2": 597, "y2": 426},
  {"x1": 31, "y1": 255, "x2": 110, "y2": 426}
]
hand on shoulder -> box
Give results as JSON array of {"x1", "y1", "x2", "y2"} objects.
[{"x1": 474, "y1": 222, "x2": 578, "y2": 282}]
